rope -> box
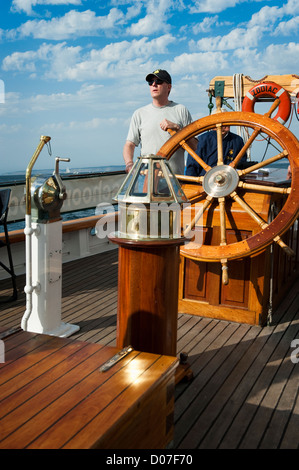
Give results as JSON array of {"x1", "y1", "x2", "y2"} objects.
[{"x1": 233, "y1": 73, "x2": 251, "y2": 161}]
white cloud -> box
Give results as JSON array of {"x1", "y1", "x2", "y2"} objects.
[
  {"x1": 248, "y1": 2, "x2": 299, "y2": 34},
  {"x1": 2, "y1": 42, "x2": 82, "y2": 77},
  {"x1": 189, "y1": 26, "x2": 262, "y2": 52},
  {"x1": 190, "y1": 0, "x2": 238, "y2": 13},
  {"x1": 261, "y1": 42, "x2": 299, "y2": 72},
  {"x1": 0, "y1": 83, "x2": 106, "y2": 120},
  {"x1": 9, "y1": 1, "x2": 179, "y2": 41},
  {"x1": 44, "y1": 116, "x2": 119, "y2": 132},
  {"x1": 189, "y1": 0, "x2": 264, "y2": 14},
  {"x1": 125, "y1": 2, "x2": 144, "y2": 21},
  {"x1": 11, "y1": 0, "x2": 82, "y2": 15},
  {"x1": 273, "y1": 16, "x2": 299, "y2": 36},
  {"x1": 231, "y1": 42, "x2": 299, "y2": 77},
  {"x1": 164, "y1": 51, "x2": 229, "y2": 76},
  {"x1": 0, "y1": 92, "x2": 22, "y2": 118},
  {"x1": 188, "y1": 1, "x2": 297, "y2": 54},
  {"x1": 248, "y1": 5, "x2": 283, "y2": 28},
  {"x1": 9, "y1": 9, "x2": 125, "y2": 40},
  {"x1": 0, "y1": 123, "x2": 22, "y2": 135},
  {"x1": 97, "y1": 35, "x2": 175, "y2": 62},
  {"x1": 61, "y1": 35, "x2": 176, "y2": 81},
  {"x1": 2, "y1": 35, "x2": 176, "y2": 81},
  {"x1": 126, "y1": 0, "x2": 172, "y2": 35},
  {"x1": 192, "y1": 16, "x2": 219, "y2": 34},
  {"x1": 284, "y1": 0, "x2": 299, "y2": 16},
  {"x1": 192, "y1": 15, "x2": 232, "y2": 34},
  {"x1": 2, "y1": 50, "x2": 38, "y2": 72}
]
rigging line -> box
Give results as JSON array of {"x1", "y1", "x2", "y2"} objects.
[
  {"x1": 260, "y1": 137, "x2": 271, "y2": 162},
  {"x1": 233, "y1": 73, "x2": 251, "y2": 161},
  {"x1": 293, "y1": 101, "x2": 299, "y2": 121},
  {"x1": 285, "y1": 102, "x2": 294, "y2": 129}
]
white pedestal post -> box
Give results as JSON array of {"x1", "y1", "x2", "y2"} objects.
[{"x1": 23, "y1": 220, "x2": 80, "y2": 337}]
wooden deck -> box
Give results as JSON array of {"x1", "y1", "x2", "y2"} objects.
[{"x1": 1, "y1": 247, "x2": 299, "y2": 449}]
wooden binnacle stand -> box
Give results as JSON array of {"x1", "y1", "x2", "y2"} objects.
[
  {"x1": 109, "y1": 235, "x2": 193, "y2": 384},
  {"x1": 110, "y1": 154, "x2": 194, "y2": 384}
]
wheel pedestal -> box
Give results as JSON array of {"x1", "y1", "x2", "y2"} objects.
[{"x1": 179, "y1": 185, "x2": 299, "y2": 325}]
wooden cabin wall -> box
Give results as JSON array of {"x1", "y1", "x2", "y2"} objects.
[{"x1": 178, "y1": 216, "x2": 299, "y2": 327}]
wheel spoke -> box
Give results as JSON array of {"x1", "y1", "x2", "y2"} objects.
[
  {"x1": 219, "y1": 197, "x2": 229, "y2": 285},
  {"x1": 219, "y1": 197, "x2": 227, "y2": 246},
  {"x1": 230, "y1": 127, "x2": 261, "y2": 169},
  {"x1": 168, "y1": 128, "x2": 211, "y2": 173},
  {"x1": 264, "y1": 98, "x2": 280, "y2": 118},
  {"x1": 183, "y1": 195, "x2": 213, "y2": 237},
  {"x1": 176, "y1": 174, "x2": 204, "y2": 184},
  {"x1": 238, "y1": 150, "x2": 288, "y2": 177},
  {"x1": 230, "y1": 190, "x2": 295, "y2": 257},
  {"x1": 216, "y1": 124, "x2": 224, "y2": 165},
  {"x1": 231, "y1": 100, "x2": 280, "y2": 170},
  {"x1": 230, "y1": 190, "x2": 270, "y2": 227},
  {"x1": 238, "y1": 181, "x2": 291, "y2": 194}
]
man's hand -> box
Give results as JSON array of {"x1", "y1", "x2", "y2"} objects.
[
  {"x1": 160, "y1": 119, "x2": 180, "y2": 132},
  {"x1": 160, "y1": 119, "x2": 198, "y2": 152}
]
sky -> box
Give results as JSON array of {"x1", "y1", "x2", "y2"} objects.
[{"x1": 0, "y1": 0, "x2": 299, "y2": 173}]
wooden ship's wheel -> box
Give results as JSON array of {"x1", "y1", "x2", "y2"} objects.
[
  {"x1": 158, "y1": 110, "x2": 299, "y2": 260},
  {"x1": 157, "y1": 106, "x2": 299, "y2": 324}
]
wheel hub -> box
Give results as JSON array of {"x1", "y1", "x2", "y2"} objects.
[{"x1": 203, "y1": 164, "x2": 239, "y2": 197}]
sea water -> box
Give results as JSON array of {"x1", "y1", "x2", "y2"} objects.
[{"x1": 0, "y1": 166, "x2": 125, "y2": 232}]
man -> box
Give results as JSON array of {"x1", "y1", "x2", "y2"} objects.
[
  {"x1": 185, "y1": 109, "x2": 247, "y2": 176},
  {"x1": 123, "y1": 69, "x2": 197, "y2": 175}
]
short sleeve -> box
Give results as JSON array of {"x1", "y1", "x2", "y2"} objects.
[{"x1": 126, "y1": 110, "x2": 141, "y2": 147}]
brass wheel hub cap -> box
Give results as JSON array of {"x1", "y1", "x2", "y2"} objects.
[{"x1": 203, "y1": 165, "x2": 239, "y2": 197}]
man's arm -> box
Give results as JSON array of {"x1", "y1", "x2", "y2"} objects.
[{"x1": 123, "y1": 140, "x2": 136, "y2": 173}]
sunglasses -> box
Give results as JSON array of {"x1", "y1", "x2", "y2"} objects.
[{"x1": 148, "y1": 79, "x2": 165, "y2": 86}]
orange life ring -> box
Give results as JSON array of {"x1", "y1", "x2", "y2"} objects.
[{"x1": 242, "y1": 81, "x2": 291, "y2": 125}]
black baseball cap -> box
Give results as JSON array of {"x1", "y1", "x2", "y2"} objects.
[{"x1": 146, "y1": 69, "x2": 172, "y2": 84}]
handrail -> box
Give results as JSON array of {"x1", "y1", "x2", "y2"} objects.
[{"x1": 0, "y1": 212, "x2": 119, "y2": 244}]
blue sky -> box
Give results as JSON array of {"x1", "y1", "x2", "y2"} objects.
[{"x1": 0, "y1": 0, "x2": 299, "y2": 173}]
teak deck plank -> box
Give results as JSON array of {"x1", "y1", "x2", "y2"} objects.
[{"x1": 0, "y1": 247, "x2": 299, "y2": 449}]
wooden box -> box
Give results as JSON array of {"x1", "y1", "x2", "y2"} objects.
[{"x1": 0, "y1": 329, "x2": 178, "y2": 449}]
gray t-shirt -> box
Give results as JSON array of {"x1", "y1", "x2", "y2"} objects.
[{"x1": 126, "y1": 101, "x2": 193, "y2": 175}]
